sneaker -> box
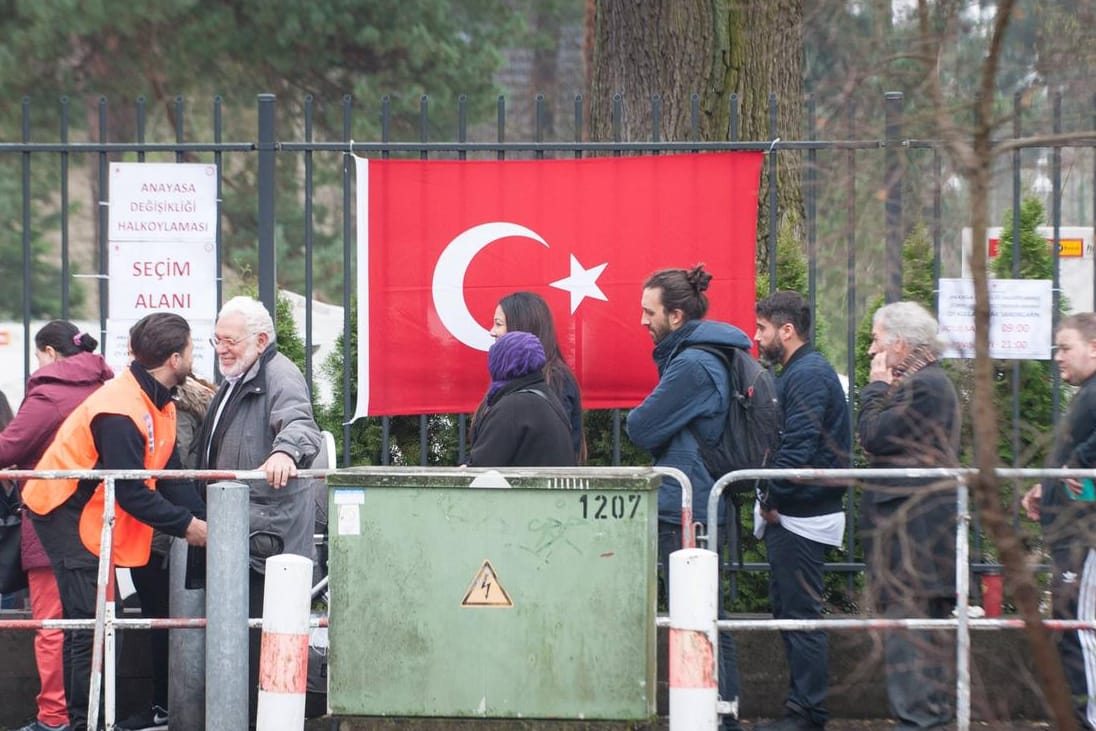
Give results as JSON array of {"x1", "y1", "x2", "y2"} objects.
[
  {"x1": 115, "y1": 704, "x2": 168, "y2": 731},
  {"x1": 14, "y1": 721, "x2": 69, "y2": 731}
]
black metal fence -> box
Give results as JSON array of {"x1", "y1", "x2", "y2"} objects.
[{"x1": 3, "y1": 90, "x2": 1094, "y2": 594}]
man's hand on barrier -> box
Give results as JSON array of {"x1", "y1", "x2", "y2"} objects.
[
  {"x1": 761, "y1": 507, "x2": 781, "y2": 525},
  {"x1": 262, "y1": 451, "x2": 298, "y2": 489},
  {"x1": 1021, "y1": 484, "x2": 1041, "y2": 521},
  {"x1": 185, "y1": 517, "x2": 208, "y2": 546}
]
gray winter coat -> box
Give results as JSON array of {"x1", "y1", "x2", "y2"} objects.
[{"x1": 198, "y1": 347, "x2": 322, "y2": 573}]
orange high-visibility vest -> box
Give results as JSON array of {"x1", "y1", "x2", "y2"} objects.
[{"x1": 23, "y1": 368, "x2": 177, "y2": 567}]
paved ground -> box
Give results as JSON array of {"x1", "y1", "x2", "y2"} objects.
[
  {"x1": 814, "y1": 723, "x2": 1051, "y2": 730},
  {"x1": 304, "y1": 719, "x2": 1054, "y2": 730}
]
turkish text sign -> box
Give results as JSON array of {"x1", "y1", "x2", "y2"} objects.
[{"x1": 938, "y1": 277, "x2": 1052, "y2": 360}]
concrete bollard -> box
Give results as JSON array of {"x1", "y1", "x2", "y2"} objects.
[
  {"x1": 256, "y1": 553, "x2": 314, "y2": 731},
  {"x1": 668, "y1": 548, "x2": 719, "y2": 731}
]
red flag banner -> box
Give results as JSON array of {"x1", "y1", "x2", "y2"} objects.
[{"x1": 353, "y1": 152, "x2": 763, "y2": 418}]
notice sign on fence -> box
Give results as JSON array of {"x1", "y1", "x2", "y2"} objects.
[
  {"x1": 109, "y1": 163, "x2": 218, "y2": 242},
  {"x1": 108, "y1": 162, "x2": 218, "y2": 379},
  {"x1": 938, "y1": 278, "x2": 1053, "y2": 360},
  {"x1": 107, "y1": 239, "x2": 217, "y2": 321}
]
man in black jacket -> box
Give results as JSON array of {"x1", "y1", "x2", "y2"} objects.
[
  {"x1": 857, "y1": 301, "x2": 961, "y2": 731},
  {"x1": 754, "y1": 291, "x2": 849, "y2": 731},
  {"x1": 1022, "y1": 312, "x2": 1096, "y2": 729}
]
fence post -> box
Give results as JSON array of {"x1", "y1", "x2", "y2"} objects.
[
  {"x1": 206, "y1": 481, "x2": 250, "y2": 731},
  {"x1": 884, "y1": 91, "x2": 904, "y2": 304},
  {"x1": 668, "y1": 548, "x2": 719, "y2": 731},
  {"x1": 256, "y1": 554, "x2": 313, "y2": 730},
  {"x1": 257, "y1": 93, "x2": 277, "y2": 317}
]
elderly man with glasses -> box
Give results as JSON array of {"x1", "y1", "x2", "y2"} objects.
[{"x1": 195, "y1": 295, "x2": 322, "y2": 727}]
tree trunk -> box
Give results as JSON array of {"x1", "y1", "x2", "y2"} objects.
[
  {"x1": 588, "y1": 0, "x2": 804, "y2": 264},
  {"x1": 530, "y1": 4, "x2": 565, "y2": 138}
]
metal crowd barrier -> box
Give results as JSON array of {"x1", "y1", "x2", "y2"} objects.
[
  {"x1": 658, "y1": 466, "x2": 1096, "y2": 731},
  {"x1": 0, "y1": 467, "x2": 331, "y2": 731},
  {"x1": 8, "y1": 465, "x2": 1092, "y2": 730}
]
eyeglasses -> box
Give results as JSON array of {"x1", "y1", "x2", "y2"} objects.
[{"x1": 209, "y1": 333, "x2": 257, "y2": 348}]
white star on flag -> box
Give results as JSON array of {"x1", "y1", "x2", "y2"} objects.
[{"x1": 550, "y1": 254, "x2": 609, "y2": 314}]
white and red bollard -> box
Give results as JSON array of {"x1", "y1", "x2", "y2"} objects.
[
  {"x1": 668, "y1": 547, "x2": 721, "y2": 731},
  {"x1": 256, "y1": 554, "x2": 314, "y2": 731}
]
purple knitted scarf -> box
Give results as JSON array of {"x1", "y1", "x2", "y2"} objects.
[{"x1": 487, "y1": 331, "x2": 546, "y2": 399}]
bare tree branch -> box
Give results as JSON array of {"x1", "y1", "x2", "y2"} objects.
[{"x1": 919, "y1": 0, "x2": 1081, "y2": 727}]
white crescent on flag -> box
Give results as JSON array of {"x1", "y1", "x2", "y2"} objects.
[{"x1": 431, "y1": 221, "x2": 550, "y2": 352}]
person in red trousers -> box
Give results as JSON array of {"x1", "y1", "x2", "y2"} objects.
[{"x1": 1, "y1": 321, "x2": 113, "y2": 731}]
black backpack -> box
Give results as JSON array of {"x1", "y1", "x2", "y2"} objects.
[{"x1": 686, "y1": 343, "x2": 782, "y2": 489}]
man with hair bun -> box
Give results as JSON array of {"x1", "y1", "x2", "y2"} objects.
[
  {"x1": 23, "y1": 313, "x2": 207, "y2": 731},
  {"x1": 626, "y1": 263, "x2": 750, "y2": 731},
  {"x1": 857, "y1": 301, "x2": 961, "y2": 731}
]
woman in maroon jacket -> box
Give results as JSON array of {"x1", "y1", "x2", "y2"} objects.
[{"x1": 2, "y1": 321, "x2": 112, "y2": 731}]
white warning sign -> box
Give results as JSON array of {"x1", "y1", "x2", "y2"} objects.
[{"x1": 461, "y1": 560, "x2": 513, "y2": 608}]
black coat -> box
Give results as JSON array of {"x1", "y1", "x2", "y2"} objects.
[
  {"x1": 1041, "y1": 372, "x2": 1096, "y2": 555},
  {"x1": 857, "y1": 362, "x2": 961, "y2": 604},
  {"x1": 469, "y1": 373, "x2": 577, "y2": 468}
]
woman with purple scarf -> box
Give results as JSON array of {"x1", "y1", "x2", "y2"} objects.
[{"x1": 469, "y1": 331, "x2": 576, "y2": 467}]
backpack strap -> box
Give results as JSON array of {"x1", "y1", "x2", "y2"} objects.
[
  {"x1": 517, "y1": 387, "x2": 571, "y2": 431},
  {"x1": 683, "y1": 344, "x2": 734, "y2": 452}
]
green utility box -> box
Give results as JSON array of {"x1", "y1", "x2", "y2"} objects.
[{"x1": 326, "y1": 467, "x2": 660, "y2": 720}]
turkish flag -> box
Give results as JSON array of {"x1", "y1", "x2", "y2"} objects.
[{"x1": 353, "y1": 152, "x2": 763, "y2": 418}]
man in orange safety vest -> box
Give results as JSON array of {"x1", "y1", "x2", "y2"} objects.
[{"x1": 24, "y1": 312, "x2": 207, "y2": 731}]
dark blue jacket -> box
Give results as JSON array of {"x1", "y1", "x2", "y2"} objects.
[
  {"x1": 626, "y1": 319, "x2": 753, "y2": 525},
  {"x1": 767, "y1": 345, "x2": 850, "y2": 517}
]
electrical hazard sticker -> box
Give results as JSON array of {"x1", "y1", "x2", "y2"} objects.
[{"x1": 461, "y1": 560, "x2": 513, "y2": 608}]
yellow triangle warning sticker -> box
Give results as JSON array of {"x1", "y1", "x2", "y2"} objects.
[{"x1": 461, "y1": 560, "x2": 513, "y2": 607}]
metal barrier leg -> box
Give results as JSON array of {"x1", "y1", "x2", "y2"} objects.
[
  {"x1": 206, "y1": 481, "x2": 250, "y2": 731},
  {"x1": 956, "y1": 477, "x2": 971, "y2": 731},
  {"x1": 170, "y1": 536, "x2": 206, "y2": 730},
  {"x1": 256, "y1": 554, "x2": 313, "y2": 730},
  {"x1": 104, "y1": 594, "x2": 116, "y2": 730},
  {"x1": 668, "y1": 548, "x2": 720, "y2": 731},
  {"x1": 88, "y1": 476, "x2": 118, "y2": 731}
]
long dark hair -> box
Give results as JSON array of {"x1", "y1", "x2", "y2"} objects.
[
  {"x1": 497, "y1": 291, "x2": 587, "y2": 462},
  {"x1": 35, "y1": 320, "x2": 98, "y2": 356},
  {"x1": 498, "y1": 292, "x2": 568, "y2": 382}
]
